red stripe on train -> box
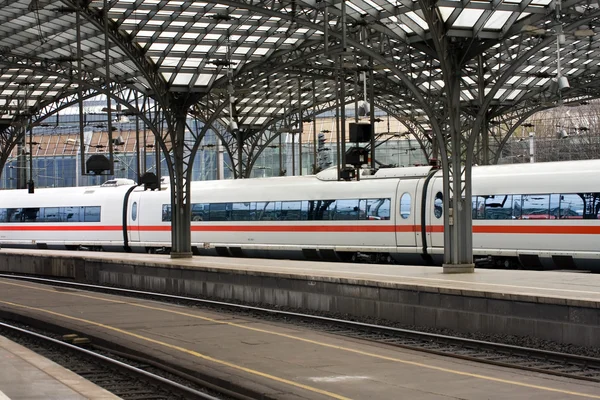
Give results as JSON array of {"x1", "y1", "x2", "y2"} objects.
[
  {"x1": 0, "y1": 225, "x2": 123, "y2": 231},
  {"x1": 1, "y1": 224, "x2": 599, "y2": 234},
  {"x1": 473, "y1": 225, "x2": 600, "y2": 234}
]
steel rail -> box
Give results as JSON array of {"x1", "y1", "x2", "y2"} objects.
[
  {"x1": 2, "y1": 273, "x2": 599, "y2": 383},
  {"x1": 0, "y1": 320, "x2": 223, "y2": 400}
]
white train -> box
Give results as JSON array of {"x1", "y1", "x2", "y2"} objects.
[{"x1": 1, "y1": 159, "x2": 599, "y2": 271}]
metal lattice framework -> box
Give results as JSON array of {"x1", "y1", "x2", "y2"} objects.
[{"x1": 2, "y1": 0, "x2": 600, "y2": 266}]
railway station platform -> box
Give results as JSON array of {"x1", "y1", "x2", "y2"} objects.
[
  {"x1": 0, "y1": 248, "x2": 599, "y2": 347},
  {"x1": 0, "y1": 335, "x2": 118, "y2": 399},
  {"x1": 0, "y1": 277, "x2": 599, "y2": 399}
]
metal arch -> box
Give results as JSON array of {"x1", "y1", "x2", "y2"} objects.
[
  {"x1": 467, "y1": 12, "x2": 600, "y2": 158},
  {"x1": 0, "y1": 85, "x2": 162, "y2": 180},
  {"x1": 0, "y1": 56, "x2": 162, "y2": 134},
  {"x1": 3, "y1": 0, "x2": 600, "y2": 263},
  {"x1": 199, "y1": 0, "x2": 435, "y2": 119},
  {"x1": 60, "y1": 0, "x2": 172, "y2": 109},
  {"x1": 372, "y1": 103, "x2": 434, "y2": 162},
  {"x1": 243, "y1": 100, "x2": 342, "y2": 177},
  {"x1": 491, "y1": 110, "x2": 544, "y2": 165}
]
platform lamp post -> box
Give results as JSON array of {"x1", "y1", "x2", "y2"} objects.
[
  {"x1": 16, "y1": 80, "x2": 36, "y2": 193},
  {"x1": 521, "y1": 123, "x2": 535, "y2": 163},
  {"x1": 27, "y1": 115, "x2": 34, "y2": 193},
  {"x1": 521, "y1": 122, "x2": 535, "y2": 140}
]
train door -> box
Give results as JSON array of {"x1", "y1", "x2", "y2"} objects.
[
  {"x1": 127, "y1": 191, "x2": 141, "y2": 243},
  {"x1": 427, "y1": 177, "x2": 445, "y2": 250},
  {"x1": 395, "y1": 180, "x2": 418, "y2": 249}
]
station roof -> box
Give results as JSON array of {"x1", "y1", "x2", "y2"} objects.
[{"x1": 1, "y1": 0, "x2": 599, "y2": 134}]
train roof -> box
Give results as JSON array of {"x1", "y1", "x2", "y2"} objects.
[
  {"x1": 2, "y1": 159, "x2": 598, "y2": 196},
  {"x1": 471, "y1": 159, "x2": 600, "y2": 178}
]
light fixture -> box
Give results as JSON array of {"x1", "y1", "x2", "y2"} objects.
[
  {"x1": 225, "y1": 35, "x2": 238, "y2": 133},
  {"x1": 114, "y1": 115, "x2": 130, "y2": 124},
  {"x1": 228, "y1": 120, "x2": 238, "y2": 132},
  {"x1": 559, "y1": 129, "x2": 569, "y2": 139},
  {"x1": 557, "y1": 75, "x2": 570, "y2": 90},
  {"x1": 358, "y1": 101, "x2": 370, "y2": 117},
  {"x1": 555, "y1": 22, "x2": 569, "y2": 92}
]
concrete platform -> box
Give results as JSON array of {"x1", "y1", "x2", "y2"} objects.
[
  {"x1": 1, "y1": 278, "x2": 599, "y2": 400},
  {"x1": 0, "y1": 335, "x2": 119, "y2": 400},
  {"x1": 1, "y1": 248, "x2": 600, "y2": 346}
]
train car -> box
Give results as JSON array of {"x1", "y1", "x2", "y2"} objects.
[
  {"x1": 0, "y1": 160, "x2": 599, "y2": 271},
  {"x1": 0, "y1": 178, "x2": 138, "y2": 251}
]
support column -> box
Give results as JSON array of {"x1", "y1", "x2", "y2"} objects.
[
  {"x1": 478, "y1": 56, "x2": 490, "y2": 166},
  {"x1": 442, "y1": 62, "x2": 474, "y2": 274},
  {"x1": 236, "y1": 130, "x2": 243, "y2": 178},
  {"x1": 170, "y1": 110, "x2": 192, "y2": 258}
]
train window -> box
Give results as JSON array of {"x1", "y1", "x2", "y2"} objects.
[
  {"x1": 209, "y1": 203, "x2": 232, "y2": 221},
  {"x1": 281, "y1": 201, "x2": 303, "y2": 221},
  {"x1": 521, "y1": 195, "x2": 550, "y2": 219},
  {"x1": 400, "y1": 193, "x2": 411, "y2": 219},
  {"x1": 367, "y1": 198, "x2": 390, "y2": 220},
  {"x1": 300, "y1": 201, "x2": 310, "y2": 220},
  {"x1": 6, "y1": 208, "x2": 20, "y2": 222},
  {"x1": 0, "y1": 206, "x2": 100, "y2": 223},
  {"x1": 482, "y1": 195, "x2": 512, "y2": 220},
  {"x1": 44, "y1": 207, "x2": 59, "y2": 222},
  {"x1": 334, "y1": 199, "x2": 359, "y2": 220},
  {"x1": 63, "y1": 206, "x2": 80, "y2": 222},
  {"x1": 559, "y1": 194, "x2": 583, "y2": 218},
  {"x1": 434, "y1": 192, "x2": 443, "y2": 219},
  {"x1": 472, "y1": 196, "x2": 484, "y2": 219},
  {"x1": 321, "y1": 200, "x2": 337, "y2": 220},
  {"x1": 358, "y1": 199, "x2": 368, "y2": 220},
  {"x1": 232, "y1": 202, "x2": 253, "y2": 221},
  {"x1": 549, "y1": 194, "x2": 560, "y2": 219},
  {"x1": 307, "y1": 200, "x2": 336, "y2": 220},
  {"x1": 131, "y1": 202, "x2": 137, "y2": 221},
  {"x1": 84, "y1": 206, "x2": 101, "y2": 222},
  {"x1": 256, "y1": 202, "x2": 277, "y2": 221},
  {"x1": 16, "y1": 208, "x2": 40, "y2": 222},
  {"x1": 581, "y1": 193, "x2": 600, "y2": 219},
  {"x1": 191, "y1": 203, "x2": 208, "y2": 221},
  {"x1": 162, "y1": 205, "x2": 171, "y2": 222}
]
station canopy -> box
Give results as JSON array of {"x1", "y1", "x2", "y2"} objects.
[{"x1": 1, "y1": 0, "x2": 600, "y2": 134}]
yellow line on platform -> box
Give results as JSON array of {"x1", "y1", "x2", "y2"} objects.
[
  {"x1": 1, "y1": 279, "x2": 600, "y2": 399},
  {"x1": 0, "y1": 298, "x2": 350, "y2": 400}
]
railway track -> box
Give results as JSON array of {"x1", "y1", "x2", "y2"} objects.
[
  {"x1": 2, "y1": 273, "x2": 600, "y2": 385},
  {"x1": 0, "y1": 320, "x2": 227, "y2": 400}
]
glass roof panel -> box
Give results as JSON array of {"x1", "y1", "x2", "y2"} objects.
[
  {"x1": 183, "y1": 59, "x2": 202, "y2": 68},
  {"x1": 536, "y1": 78, "x2": 550, "y2": 86},
  {"x1": 172, "y1": 44, "x2": 190, "y2": 52},
  {"x1": 516, "y1": 12, "x2": 531, "y2": 21},
  {"x1": 453, "y1": 9, "x2": 485, "y2": 28},
  {"x1": 484, "y1": 11, "x2": 512, "y2": 30},
  {"x1": 149, "y1": 43, "x2": 168, "y2": 51},
  {"x1": 162, "y1": 58, "x2": 180, "y2": 67},
  {"x1": 362, "y1": 0, "x2": 384, "y2": 11},
  {"x1": 173, "y1": 74, "x2": 194, "y2": 85},
  {"x1": 0, "y1": 0, "x2": 597, "y2": 136},
  {"x1": 438, "y1": 7, "x2": 454, "y2": 22},
  {"x1": 406, "y1": 12, "x2": 428, "y2": 29},
  {"x1": 193, "y1": 45, "x2": 213, "y2": 53},
  {"x1": 506, "y1": 89, "x2": 521, "y2": 100},
  {"x1": 195, "y1": 74, "x2": 212, "y2": 86},
  {"x1": 347, "y1": 2, "x2": 367, "y2": 14}
]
